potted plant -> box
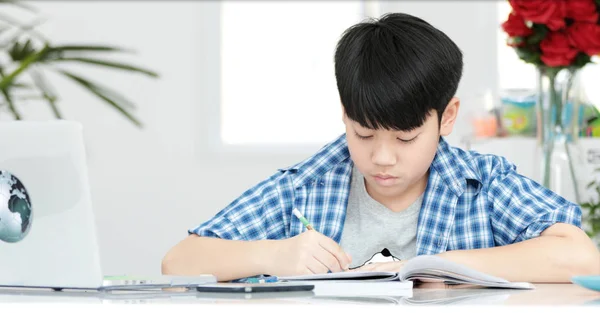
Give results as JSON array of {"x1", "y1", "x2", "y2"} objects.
[{"x1": 0, "y1": 0, "x2": 158, "y2": 127}]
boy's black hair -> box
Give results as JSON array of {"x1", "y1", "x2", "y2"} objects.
[{"x1": 334, "y1": 12, "x2": 463, "y2": 131}]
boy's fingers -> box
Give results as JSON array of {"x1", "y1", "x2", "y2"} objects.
[
  {"x1": 317, "y1": 236, "x2": 351, "y2": 270},
  {"x1": 313, "y1": 247, "x2": 343, "y2": 273},
  {"x1": 307, "y1": 256, "x2": 329, "y2": 274}
]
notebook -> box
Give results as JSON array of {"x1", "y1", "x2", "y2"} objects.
[{"x1": 280, "y1": 255, "x2": 534, "y2": 290}]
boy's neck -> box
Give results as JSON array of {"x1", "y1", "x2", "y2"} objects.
[{"x1": 365, "y1": 170, "x2": 429, "y2": 213}]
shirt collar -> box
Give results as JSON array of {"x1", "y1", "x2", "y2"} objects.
[
  {"x1": 279, "y1": 134, "x2": 481, "y2": 195},
  {"x1": 430, "y1": 137, "x2": 481, "y2": 196},
  {"x1": 278, "y1": 134, "x2": 351, "y2": 189}
]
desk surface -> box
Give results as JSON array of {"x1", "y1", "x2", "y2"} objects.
[{"x1": 0, "y1": 283, "x2": 597, "y2": 305}]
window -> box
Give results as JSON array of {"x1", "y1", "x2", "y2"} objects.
[{"x1": 220, "y1": 1, "x2": 369, "y2": 146}]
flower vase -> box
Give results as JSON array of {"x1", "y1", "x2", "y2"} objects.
[{"x1": 535, "y1": 66, "x2": 584, "y2": 204}]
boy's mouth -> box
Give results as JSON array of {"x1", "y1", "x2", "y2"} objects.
[
  {"x1": 374, "y1": 174, "x2": 396, "y2": 179},
  {"x1": 373, "y1": 174, "x2": 398, "y2": 186}
]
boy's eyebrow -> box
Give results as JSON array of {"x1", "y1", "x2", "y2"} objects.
[
  {"x1": 357, "y1": 127, "x2": 421, "y2": 136},
  {"x1": 392, "y1": 127, "x2": 422, "y2": 135},
  {"x1": 352, "y1": 121, "x2": 423, "y2": 134}
]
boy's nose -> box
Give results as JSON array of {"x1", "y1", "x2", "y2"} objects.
[{"x1": 371, "y1": 143, "x2": 397, "y2": 166}]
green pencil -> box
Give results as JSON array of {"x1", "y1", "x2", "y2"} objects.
[{"x1": 292, "y1": 208, "x2": 314, "y2": 231}]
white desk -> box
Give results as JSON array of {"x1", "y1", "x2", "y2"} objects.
[{"x1": 0, "y1": 283, "x2": 597, "y2": 305}]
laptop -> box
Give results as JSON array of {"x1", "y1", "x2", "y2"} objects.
[{"x1": 0, "y1": 121, "x2": 215, "y2": 291}]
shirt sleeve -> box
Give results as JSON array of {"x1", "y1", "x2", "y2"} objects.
[
  {"x1": 188, "y1": 171, "x2": 291, "y2": 241},
  {"x1": 486, "y1": 156, "x2": 582, "y2": 245}
]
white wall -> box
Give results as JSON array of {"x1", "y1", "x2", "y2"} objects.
[{"x1": 17, "y1": 1, "x2": 500, "y2": 276}]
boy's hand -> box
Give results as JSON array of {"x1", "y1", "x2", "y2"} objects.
[{"x1": 267, "y1": 230, "x2": 352, "y2": 276}]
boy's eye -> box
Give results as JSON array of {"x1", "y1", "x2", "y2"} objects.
[
  {"x1": 354, "y1": 132, "x2": 373, "y2": 140},
  {"x1": 397, "y1": 136, "x2": 417, "y2": 143}
]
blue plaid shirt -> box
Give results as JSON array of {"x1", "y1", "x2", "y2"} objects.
[{"x1": 189, "y1": 134, "x2": 581, "y2": 255}]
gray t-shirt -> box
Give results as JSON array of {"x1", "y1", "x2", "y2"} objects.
[{"x1": 339, "y1": 166, "x2": 423, "y2": 269}]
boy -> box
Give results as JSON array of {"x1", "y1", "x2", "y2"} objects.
[{"x1": 162, "y1": 13, "x2": 600, "y2": 282}]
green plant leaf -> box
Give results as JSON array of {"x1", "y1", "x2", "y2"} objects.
[
  {"x1": 21, "y1": 38, "x2": 32, "y2": 56},
  {"x1": 48, "y1": 45, "x2": 132, "y2": 54},
  {"x1": 0, "y1": 23, "x2": 49, "y2": 50},
  {"x1": 586, "y1": 180, "x2": 596, "y2": 189},
  {"x1": 507, "y1": 37, "x2": 524, "y2": 46},
  {"x1": 50, "y1": 45, "x2": 129, "y2": 52},
  {"x1": 88, "y1": 85, "x2": 136, "y2": 109},
  {"x1": 8, "y1": 40, "x2": 22, "y2": 60},
  {"x1": 43, "y1": 45, "x2": 134, "y2": 61},
  {"x1": 591, "y1": 217, "x2": 600, "y2": 234},
  {"x1": 0, "y1": 44, "x2": 49, "y2": 90},
  {"x1": 8, "y1": 38, "x2": 36, "y2": 61},
  {"x1": 55, "y1": 69, "x2": 142, "y2": 127},
  {"x1": 29, "y1": 69, "x2": 61, "y2": 118},
  {"x1": 48, "y1": 57, "x2": 158, "y2": 77},
  {"x1": 43, "y1": 65, "x2": 135, "y2": 109},
  {"x1": 573, "y1": 53, "x2": 592, "y2": 69},
  {"x1": 515, "y1": 47, "x2": 542, "y2": 66},
  {"x1": 581, "y1": 202, "x2": 592, "y2": 209},
  {"x1": 0, "y1": 12, "x2": 46, "y2": 47},
  {"x1": 526, "y1": 24, "x2": 548, "y2": 45},
  {"x1": 0, "y1": 88, "x2": 21, "y2": 119}
]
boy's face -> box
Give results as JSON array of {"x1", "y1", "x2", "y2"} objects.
[{"x1": 343, "y1": 98, "x2": 459, "y2": 200}]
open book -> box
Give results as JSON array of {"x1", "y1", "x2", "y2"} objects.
[{"x1": 279, "y1": 255, "x2": 534, "y2": 290}]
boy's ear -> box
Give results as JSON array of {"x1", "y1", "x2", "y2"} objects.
[{"x1": 440, "y1": 97, "x2": 460, "y2": 136}]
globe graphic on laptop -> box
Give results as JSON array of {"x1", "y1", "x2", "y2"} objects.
[{"x1": 0, "y1": 170, "x2": 32, "y2": 243}]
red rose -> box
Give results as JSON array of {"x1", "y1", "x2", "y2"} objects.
[
  {"x1": 502, "y1": 12, "x2": 534, "y2": 38},
  {"x1": 509, "y1": 0, "x2": 567, "y2": 30},
  {"x1": 540, "y1": 31, "x2": 579, "y2": 66},
  {"x1": 567, "y1": 22, "x2": 600, "y2": 56},
  {"x1": 566, "y1": 0, "x2": 599, "y2": 23}
]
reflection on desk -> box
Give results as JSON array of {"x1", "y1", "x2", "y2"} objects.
[{"x1": 0, "y1": 284, "x2": 598, "y2": 305}]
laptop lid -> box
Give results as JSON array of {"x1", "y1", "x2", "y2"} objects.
[{"x1": 0, "y1": 121, "x2": 103, "y2": 289}]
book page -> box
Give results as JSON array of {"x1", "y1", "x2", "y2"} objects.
[
  {"x1": 280, "y1": 271, "x2": 400, "y2": 281},
  {"x1": 399, "y1": 255, "x2": 508, "y2": 283},
  {"x1": 398, "y1": 255, "x2": 533, "y2": 289}
]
